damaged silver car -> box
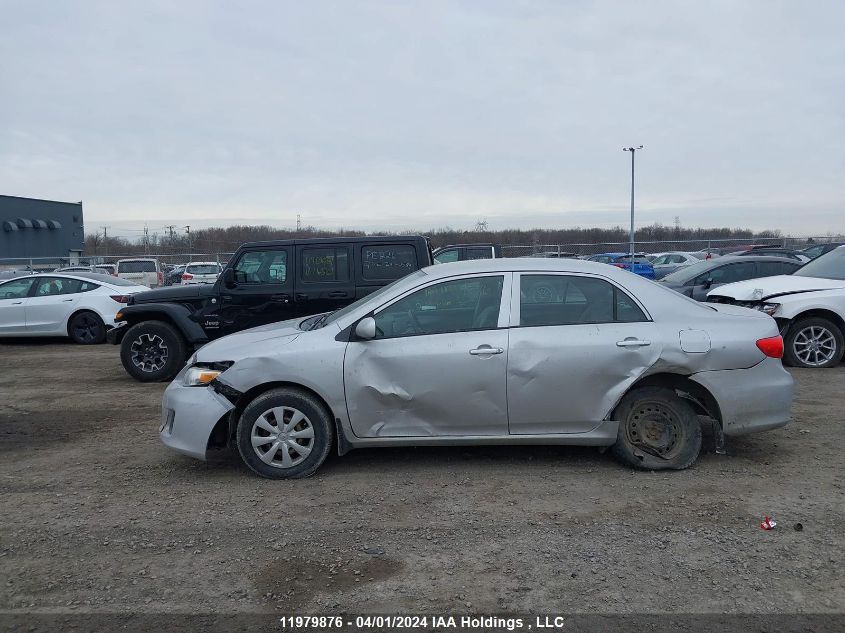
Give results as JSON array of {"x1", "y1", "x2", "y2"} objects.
[{"x1": 160, "y1": 259, "x2": 793, "y2": 478}]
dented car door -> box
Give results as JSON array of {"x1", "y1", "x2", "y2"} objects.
[
  {"x1": 344, "y1": 274, "x2": 512, "y2": 437},
  {"x1": 507, "y1": 273, "x2": 661, "y2": 434}
]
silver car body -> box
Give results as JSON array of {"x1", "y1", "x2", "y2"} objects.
[{"x1": 161, "y1": 259, "x2": 793, "y2": 461}]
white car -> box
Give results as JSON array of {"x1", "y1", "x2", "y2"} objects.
[
  {"x1": 707, "y1": 245, "x2": 845, "y2": 368},
  {"x1": 0, "y1": 273, "x2": 148, "y2": 344},
  {"x1": 180, "y1": 261, "x2": 222, "y2": 285},
  {"x1": 649, "y1": 251, "x2": 704, "y2": 279},
  {"x1": 116, "y1": 258, "x2": 162, "y2": 288}
]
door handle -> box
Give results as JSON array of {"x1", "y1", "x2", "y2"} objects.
[
  {"x1": 294, "y1": 293, "x2": 308, "y2": 302},
  {"x1": 11, "y1": 301, "x2": 23, "y2": 305},
  {"x1": 616, "y1": 338, "x2": 651, "y2": 348},
  {"x1": 328, "y1": 291, "x2": 348, "y2": 298},
  {"x1": 271, "y1": 294, "x2": 291, "y2": 303},
  {"x1": 469, "y1": 346, "x2": 504, "y2": 355},
  {"x1": 61, "y1": 298, "x2": 74, "y2": 302}
]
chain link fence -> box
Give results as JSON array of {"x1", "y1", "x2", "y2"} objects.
[{"x1": 0, "y1": 236, "x2": 841, "y2": 274}]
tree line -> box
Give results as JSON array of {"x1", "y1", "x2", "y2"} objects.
[{"x1": 84, "y1": 222, "x2": 817, "y2": 257}]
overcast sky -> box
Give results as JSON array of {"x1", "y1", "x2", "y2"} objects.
[{"x1": 2, "y1": 0, "x2": 843, "y2": 238}]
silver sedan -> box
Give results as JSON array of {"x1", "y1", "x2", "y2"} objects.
[{"x1": 160, "y1": 259, "x2": 793, "y2": 478}]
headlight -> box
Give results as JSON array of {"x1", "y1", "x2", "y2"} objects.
[
  {"x1": 757, "y1": 302, "x2": 780, "y2": 316},
  {"x1": 183, "y1": 366, "x2": 224, "y2": 387}
]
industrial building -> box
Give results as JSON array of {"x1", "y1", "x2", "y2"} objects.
[{"x1": 0, "y1": 195, "x2": 85, "y2": 263}]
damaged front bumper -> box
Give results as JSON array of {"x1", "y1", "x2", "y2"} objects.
[
  {"x1": 690, "y1": 357, "x2": 793, "y2": 436},
  {"x1": 160, "y1": 381, "x2": 235, "y2": 460}
]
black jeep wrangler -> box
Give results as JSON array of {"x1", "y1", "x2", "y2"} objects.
[{"x1": 109, "y1": 236, "x2": 432, "y2": 382}]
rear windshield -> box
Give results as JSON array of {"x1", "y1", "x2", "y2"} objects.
[
  {"x1": 186, "y1": 265, "x2": 220, "y2": 275},
  {"x1": 793, "y1": 246, "x2": 845, "y2": 280},
  {"x1": 118, "y1": 261, "x2": 157, "y2": 273}
]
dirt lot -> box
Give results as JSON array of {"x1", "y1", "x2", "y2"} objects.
[{"x1": 1, "y1": 341, "x2": 843, "y2": 624}]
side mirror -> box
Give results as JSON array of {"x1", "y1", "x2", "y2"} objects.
[
  {"x1": 703, "y1": 277, "x2": 713, "y2": 289},
  {"x1": 222, "y1": 268, "x2": 236, "y2": 289},
  {"x1": 355, "y1": 317, "x2": 377, "y2": 340}
]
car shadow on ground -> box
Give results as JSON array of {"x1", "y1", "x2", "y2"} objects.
[{"x1": 159, "y1": 417, "x2": 791, "y2": 480}]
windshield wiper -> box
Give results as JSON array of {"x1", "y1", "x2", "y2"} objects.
[{"x1": 309, "y1": 311, "x2": 336, "y2": 330}]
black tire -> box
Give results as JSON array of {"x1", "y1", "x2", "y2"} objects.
[
  {"x1": 783, "y1": 317, "x2": 844, "y2": 369},
  {"x1": 610, "y1": 386, "x2": 702, "y2": 471},
  {"x1": 236, "y1": 388, "x2": 334, "y2": 479},
  {"x1": 68, "y1": 311, "x2": 106, "y2": 345},
  {"x1": 119, "y1": 320, "x2": 188, "y2": 382}
]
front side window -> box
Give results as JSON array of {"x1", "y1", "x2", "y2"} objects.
[
  {"x1": 362, "y1": 245, "x2": 417, "y2": 280},
  {"x1": 519, "y1": 275, "x2": 646, "y2": 326},
  {"x1": 758, "y1": 261, "x2": 799, "y2": 277},
  {"x1": 0, "y1": 278, "x2": 35, "y2": 300},
  {"x1": 374, "y1": 276, "x2": 503, "y2": 338},
  {"x1": 233, "y1": 250, "x2": 288, "y2": 284},
  {"x1": 433, "y1": 249, "x2": 460, "y2": 264},
  {"x1": 301, "y1": 248, "x2": 349, "y2": 283},
  {"x1": 35, "y1": 277, "x2": 83, "y2": 296}
]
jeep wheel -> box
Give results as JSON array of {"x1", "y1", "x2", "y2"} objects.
[{"x1": 120, "y1": 320, "x2": 188, "y2": 382}]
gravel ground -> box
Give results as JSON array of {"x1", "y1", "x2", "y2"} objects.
[{"x1": 1, "y1": 340, "x2": 843, "y2": 624}]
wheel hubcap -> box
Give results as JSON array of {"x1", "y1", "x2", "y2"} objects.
[
  {"x1": 251, "y1": 406, "x2": 314, "y2": 469},
  {"x1": 129, "y1": 334, "x2": 168, "y2": 372},
  {"x1": 793, "y1": 326, "x2": 836, "y2": 366},
  {"x1": 625, "y1": 401, "x2": 683, "y2": 460}
]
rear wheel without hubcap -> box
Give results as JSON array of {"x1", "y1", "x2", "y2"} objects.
[{"x1": 611, "y1": 386, "x2": 702, "y2": 470}]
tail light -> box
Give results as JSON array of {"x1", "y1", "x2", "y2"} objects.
[
  {"x1": 181, "y1": 273, "x2": 193, "y2": 280},
  {"x1": 110, "y1": 295, "x2": 132, "y2": 304},
  {"x1": 613, "y1": 263, "x2": 626, "y2": 268},
  {"x1": 157, "y1": 271, "x2": 164, "y2": 284},
  {"x1": 756, "y1": 335, "x2": 784, "y2": 359}
]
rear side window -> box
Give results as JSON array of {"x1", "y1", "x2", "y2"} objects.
[
  {"x1": 118, "y1": 261, "x2": 157, "y2": 273},
  {"x1": 362, "y1": 245, "x2": 417, "y2": 280},
  {"x1": 519, "y1": 275, "x2": 647, "y2": 326},
  {"x1": 301, "y1": 247, "x2": 350, "y2": 283},
  {"x1": 758, "y1": 261, "x2": 800, "y2": 276},
  {"x1": 233, "y1": 250, "x2": 288, "y2": 284},
  {"x1": 80, "y1": 282, "x2": 100, "y2": 292},
  {"x1": 35, "y1": 277, "x2": 83, "y2": 296},
  {"x1": 695, "y1": 262, "x2": 756, "y2": 285}
]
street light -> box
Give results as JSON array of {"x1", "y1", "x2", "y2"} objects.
[{"x1": 622, "y1": 145, "x2": 643, "y2": 267}]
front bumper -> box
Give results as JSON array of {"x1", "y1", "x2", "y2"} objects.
[
  {"x1": 690, "y1": 357, "x2": 793, "y2": 436},
  {"x1": 160, "y1": 381, "x2": 235, "y2": 460},
  {"x1": 106, "y1": 322, "x2": 127, "y2": 345}
]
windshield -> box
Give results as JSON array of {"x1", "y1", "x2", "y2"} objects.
[
  {"x1": 322, "y1": 270, "x2": 427, "y2": 327},
  {"x1": 660, "y1": 260, "x2": 714, "y2": 284},
  {"x1": 793, "y1": 246, "x2": 845, "y2": 280}
]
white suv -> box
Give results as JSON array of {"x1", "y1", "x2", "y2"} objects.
[
  {"x1": 116, "y1": 258, "x2": 162, "y2": 288},
  {"x1": 707, "y1": 246, "x2": 845, "y2": 368}
]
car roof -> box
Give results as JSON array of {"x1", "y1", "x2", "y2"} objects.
[
  {"x1": 420, "y1": 257, "x2": 638, "y2": 279},
  {"x1": 9, "y1": 272, "x2": 129, "y2": 284},
  {"x1": 185, "y1": 261, "x2": 219, "y2": 266},
  {"x1": 241, "y1": 235, "x2": 429, "y2": 249}
]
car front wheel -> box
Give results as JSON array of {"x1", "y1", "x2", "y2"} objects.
[
  {"x1": 784, "y1": 317, "x2": 844, "y2": 368},
  {"x1": 611, "y1": 386, "x2": 702, "y2": 470},
  {"x1": 236, "y1": 388, "x2": 334, "y2": 479},
  {"x1": 120, "y1": 320, "x2": 188, "y2": 382}
]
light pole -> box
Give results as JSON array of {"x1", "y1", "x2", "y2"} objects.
[{"x1": 622, "y1": 145, "x2": 643, "y2": 267}]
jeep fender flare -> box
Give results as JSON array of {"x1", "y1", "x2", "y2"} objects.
[{"x1": 118, "y1": 303, "x2": 209, "y2": 345}]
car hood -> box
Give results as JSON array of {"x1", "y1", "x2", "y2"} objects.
[
  {"x1": 194, "y1": 317, "x2": 304, "y2": 362},
  {"x1": 131, "y1": 284, "x2": 217, "y2": 303},
  {"x1": 707, "y1": 275, "x2": 845, "y2": 301}
]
